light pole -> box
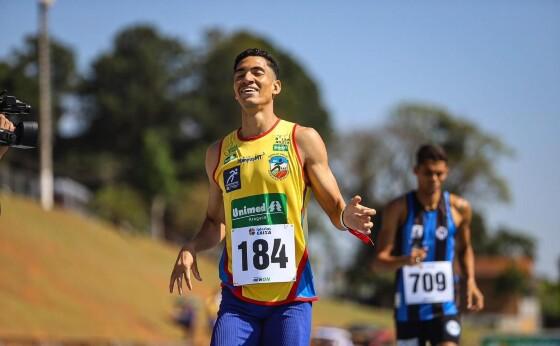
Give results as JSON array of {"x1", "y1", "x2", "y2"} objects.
[{"x1": 38, "y1": 0, "x2": 54, "y2": 210}]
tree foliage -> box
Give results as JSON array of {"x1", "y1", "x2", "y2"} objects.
[{"x1": 334, "y1": 103, "x2": 513, "y2": 207}]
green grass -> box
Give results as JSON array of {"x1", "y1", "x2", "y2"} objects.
[
  {"x1": 0, "y1": 192, "x2": 219, "y2": 342},
  {"x1": 313, "y1": 298, "x2": 393, "y2": 328}
]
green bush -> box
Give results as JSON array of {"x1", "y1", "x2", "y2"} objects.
[{"x1": 91, "y1": 184, "x2": 149, "y2": 233}]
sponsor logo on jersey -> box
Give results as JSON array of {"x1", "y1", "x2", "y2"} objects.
[
  {"x1": 248, "y1": 226, "x2": 273, "y2": 236},
  {"x1": 224, "y1": 166, "x2": 241, "y2": 192},
  {"x1": 273, "y1": 143, "x2": 289, "y2": 151},
  {"x1": 223, "y1": 144, "x2": 238, "y2": 164},
  {"x1": 412, "y1": 224, "x2": 424, "y2": 239},
  {"x1": 238, "y1": 152, "x2": 265, "y2": 164},
  {"x1": 231, "y1": 193, "x2": 288, "y2": 228},
  {"x1": 273, "y1": 134, "x2": 291, "y2": 151},
  {"x1": 269, "y1": 155, "x2": 289, "y2": 180},
  {"x1": 436, "y1": 226, "x2": 449, "y2": 240}
]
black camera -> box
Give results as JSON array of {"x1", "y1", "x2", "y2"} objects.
[{"x1": 0, "y1": 90, "x2": 38, "y2": 149}]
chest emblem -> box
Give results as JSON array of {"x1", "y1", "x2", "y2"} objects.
[
  {"x1": 436, "y1": 226, "x2": 449, "y2": 240},
  {"x1": 269, "y1": 155, "x2": 289, "y2": 180}
]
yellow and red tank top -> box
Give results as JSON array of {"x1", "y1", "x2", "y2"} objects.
[{"x1": 213, "y1": 118, "x2": 317, "y2": 305}]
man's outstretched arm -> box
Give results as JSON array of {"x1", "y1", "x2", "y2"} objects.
[
  {"x1": 169, "y1": 141, "x2": 225, "y2": 295},
  {"x1": 295, "y1": 125, "x2": 375, "y2": 234}
]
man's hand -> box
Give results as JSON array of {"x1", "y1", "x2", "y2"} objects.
[
  {"x1": 341, "y1": 195, "x2": 376, "y2": 235},
  {"x1": 0, "y1": 113, "x2": 14, "y2": 158},
  {"x1": 169, "y1": 244, "x2": 203, "y2": 295},
  {"x1": 407, "y1": 247, "x2": 428, "y2": 266},
  {"x1": 0, "y1": 113, "x2": 15, "y2": 133},
  {"x1": 466, "y1": 279, "x2": 484, "y2": 311}
]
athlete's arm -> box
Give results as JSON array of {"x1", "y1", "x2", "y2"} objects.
[
  {"x1": 453, "y1": 195, "x2": 484, "y2": 311},
  {"x1": 169, "y1": 141, "x2": 226, "y2": 295},
  {"x1": 373, "y1": 197, "x2": 427, "y2": 271},
  {"x1": 295, "y1": 125, "x2": 375, "y2": 233}
]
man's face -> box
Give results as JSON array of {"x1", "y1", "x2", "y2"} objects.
[
  {"x1": 233, "y1": 56, "x2": 281, "y2": 107},
  {"x1": 414, "y1": 160, "x2": 449, "y2": 194}
]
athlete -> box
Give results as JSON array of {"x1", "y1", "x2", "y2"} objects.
[
  {"x1": 169, "y1": 48, "x2": 376, "y2": 346},
  {"x1": 373, "y1": 144, "x2": 484, "y2": 346},
  {"x1": 0, "y1": 114, "x2": 15, "y2": 159}
]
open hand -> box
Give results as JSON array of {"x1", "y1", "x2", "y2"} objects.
[
  {"x1": 466, "y1": 280, "x2": 484, "y2": 311},
  {"x1": 342, "y1": 195, "x2": 376, "y2": 235},
  {"x1": 169, "y1": 245, "x2": 203, "y2": 295}
]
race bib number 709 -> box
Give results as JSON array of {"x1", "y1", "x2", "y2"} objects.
[{"x1": 402, "y1": 261, "x2": 454, "y2": 305}]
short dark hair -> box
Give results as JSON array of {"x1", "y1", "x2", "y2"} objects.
[
  {"x1": 416, "y1": 144, "x2": 448, "y2": 165},
  {"x1": 233, "y1": 48, "x2": 280, "y2": 79}
]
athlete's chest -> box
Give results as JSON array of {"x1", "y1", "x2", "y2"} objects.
[{"x1": 220, "y1": 136, "x2": 297, "y2": 189}]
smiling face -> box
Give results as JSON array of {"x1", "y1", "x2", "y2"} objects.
[
  {"x1": 414, "y1": 159, "x2": 449, "y2": 195},
  {"x1": 233, "y1": 56, "x2": 281, "y2": 109}
]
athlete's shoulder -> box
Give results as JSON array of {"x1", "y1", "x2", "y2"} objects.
[
  {"x1": 449, "y1": 193, "x2": 471, "y2": 216},
  {"x1": 385, "y1": 194, "x2": 407, "y2": 216},
  {"x1": 207, "y1": 139, "x2": 222, "y2": 155},
  {"x1": 293, "y1": 124, "x2": 320, "y2": 140},
  {"x1": 205, "y1": 140, "x2": 222, "y2": 175},
  {"x1": 293, "y1": 125, "x2": 326, "y2": 160}
]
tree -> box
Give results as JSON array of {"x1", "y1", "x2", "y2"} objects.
[
  {"x1": 335, "y1": 103, "x2": 513, "y2": 207},
  {"x1": 72, "y1": 25, "x2": 195, "y2": 182},
  {"x1": 482, "y1": 228, "x2": 535, "y2": 259},
  {"x1": 57, "y1": 25, "x2": 195, "y2": 234},
  {"x1": 139, "y1": 129, "x2": 178, "y2": 239}
]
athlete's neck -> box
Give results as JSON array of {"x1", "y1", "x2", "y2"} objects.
[
  {"x1": 415, "y1": 189, "x2": 441, "y2": 211},
  {"x1": 239, "y1": 108, "x2": 279, "y2": 139}
]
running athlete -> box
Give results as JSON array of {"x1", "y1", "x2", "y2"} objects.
[
  {"x1": 373, "y1": 144, "x2": 484, "y2": 346},
  {"x1": 0, "y1": 113, "x2": 15, "y2": 159},
  {"x1": 169, "y1": 48, "x2": 376, "y2": 346}
]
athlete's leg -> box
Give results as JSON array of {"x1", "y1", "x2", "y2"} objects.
[
  {"x1": 210, "y1": 289, "x2": 263, "y2": 346},
  {"x1": 260, "y1": 301, "x2": 312, "y2": 346}
]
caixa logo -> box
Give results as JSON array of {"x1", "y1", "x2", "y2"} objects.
[
  {"x1": 252, "y1": 277, "x2": 271, "y2": 283},
  {"x1": 248, "y1": 226, "x2": 272, "y2": 236}
]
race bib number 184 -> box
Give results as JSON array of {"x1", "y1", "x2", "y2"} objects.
[{"x1": 231, "y1": 224, "x2": 296, "y2": 286}]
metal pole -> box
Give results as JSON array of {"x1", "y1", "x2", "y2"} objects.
[{"x1": 38, "y1": 0, "x2": 54, "y2": 210}]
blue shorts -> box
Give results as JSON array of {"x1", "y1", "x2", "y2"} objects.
[{"x1": 210, "y1": 287, "x2": 312, "y2": 346}]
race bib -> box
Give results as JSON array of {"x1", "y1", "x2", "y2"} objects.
[
  {"x1": 231, "y1": 224, "x2": 296, "y2": 286},
  {"x1": 402, "y1": 261, "x2": 454, "y2": 305}
]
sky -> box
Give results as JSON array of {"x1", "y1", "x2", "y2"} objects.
[{"x1": 1, "y1": 0, "x2": 559, "y2": 280}]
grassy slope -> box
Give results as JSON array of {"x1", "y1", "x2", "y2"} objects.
[
  {"x1": 0, "y1": 193, "x2": 485, "y2": 344},
  {"x1": 0, "y1": 193, "x2": 218, "y2": 342}
]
